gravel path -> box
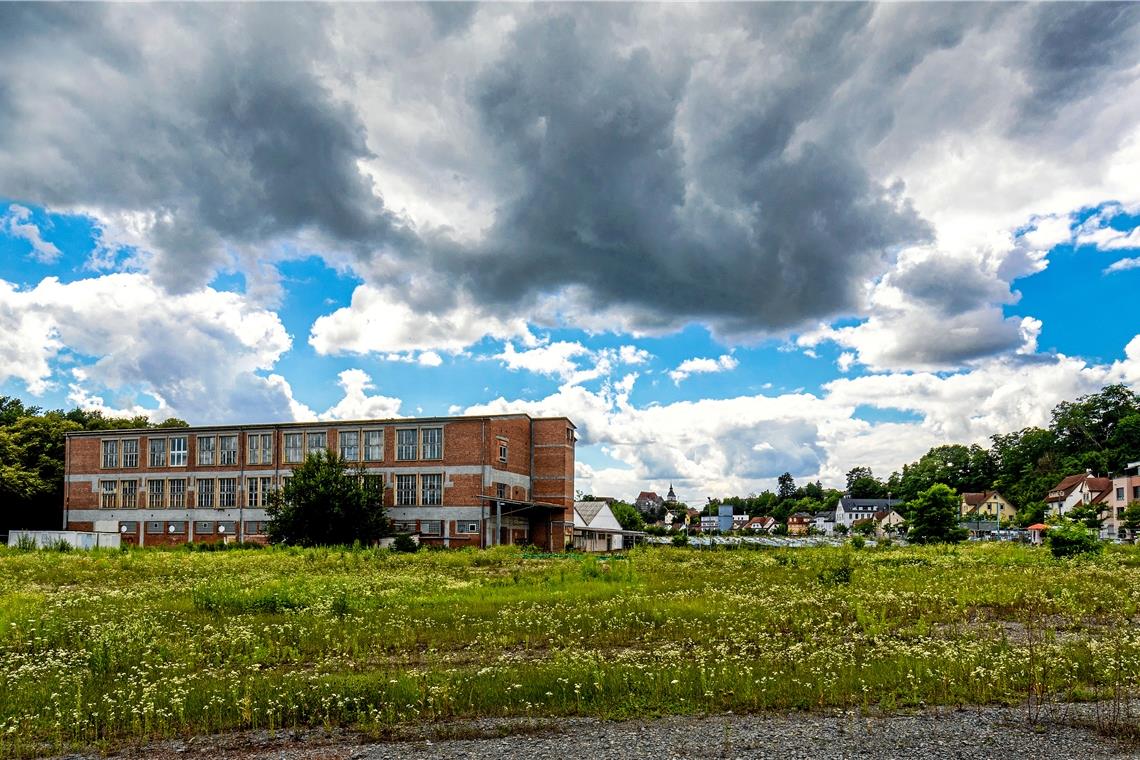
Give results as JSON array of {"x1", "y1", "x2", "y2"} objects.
[{"x1": 53, "y1": 705, "x2": 1140, "y2": 760}]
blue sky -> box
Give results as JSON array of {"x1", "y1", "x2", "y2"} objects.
[{"x1": 2, "y1": 4, "x2": 1140, "y2": 503}]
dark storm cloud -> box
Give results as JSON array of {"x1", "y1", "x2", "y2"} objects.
[
  {"x1": 890, "y1": 257, "x2": 1015, "y2": 316},
  {"x1": 0, "y1": 4, "x2": 413, "y2": 289},
  {"x1": 0, "y1": 2, "x2": 1131, "y2": 352},
  {"x1": 1020, "y1": 2, "x2": 1140, "y2": 119}
]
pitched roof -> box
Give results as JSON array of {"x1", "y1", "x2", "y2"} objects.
[
  {"x1": 574, "y1": 501, "x2": 606, "y2": 525},
  {"x1": 962, "y1": 492, "x2": 987, "y2": 507},
  {"x1": 1087, "y1": 477, "x2": 1111, "y2": 494},
  {"x1": 1049, "y1": 473, "x2": 1088, "y2": 497},
  {"x1": 636, "y1": 491, "x2": 661, "y2": 501}
]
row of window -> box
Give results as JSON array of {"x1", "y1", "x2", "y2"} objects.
[
  {"x1": 96, "y1": 472, "x2": 420, "y2": 508},
  {"x1": 1115, "y1": 486, "x2": 1140, "y2": 501},
  {"x1": 100, "y1": 427, "x2": 446, "y2": 469},
  {"x1": 391, "y1": 520, "x2": 479, "y2": 536},
  {"x1": 119, "y1": 520, "x2": 263, "y2": 535}
]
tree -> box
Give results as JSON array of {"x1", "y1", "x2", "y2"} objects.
[
  {"x1": 846, "y1": 466, "x2": 887, "y2": 499},
  {"x1": 851, "y1": 518, "x2": 876, "y2": 536},
  {"x1": 266, "y1": 452, "x2": 388, "y2": 546},
  {"x1": 610, "y1": 501, "x2": 645, "y2": 532},
  {"x1": 1046, "y1": 519, "x2": 1101, "y2": 559},
  {"x1": 1067, "y1": 502, "x2": 1103, "y2": 532},
  {"x1": 1122, "y1": 502, "x2": 1140, "y2": 541},
  {"x1": 1050, "y1": 384, "x2": 1140, "y2": 472},
  {"x1": 907, "y1": 483, "x2": 967, "y2": 544},
  {"x1": 777, "y1": 472, "x2": 797, "y2": 501}
]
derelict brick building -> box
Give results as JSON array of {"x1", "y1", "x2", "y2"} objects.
[{"x1": 62, "y1": 413, "x2": 576, "y2": 549}]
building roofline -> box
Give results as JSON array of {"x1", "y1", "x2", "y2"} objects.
[{"x1": 64, "y1": 412, "x2": 577, "y2": 438}]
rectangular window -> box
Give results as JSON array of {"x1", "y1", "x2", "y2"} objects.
[
  {"x1": 422, "y1": 473, "x2": 443, "y2": 506},
  {"x1": 149, "y1": 438, "x2": 166, "y2": 467},
  {"x1": 307, "y1": 431, "x2": 327, "y2": 457},
  {"x1": 498, "y1": 443, "x2": 508, "y2": 463},
  {"x1": 100, "y1": 480, "x2": 117, "y2": 508},
  {"x1": 118, "y1": 521, "x2": 138, "y2": 535},
  {"x1": 217, "y1": 521, "x2": 237, "y2": 536},
  {"x1": 1134, "y1": 486, "x2": 1140, "y2": 500},
  {"x1": 456, "y1": 520, "x2": 479, "y2": 534},
  {"x1": 247, "y1": 477, "x2": 260, "y2": 508},
  {"x1": 169, "y1": 479, "x2": 186, "y2": 508},
  {"x1": 339, "y1": 430, "x2": 360, "y2": 461},
  {"x1": 219, "y1": 478, "x2": 237, "y2": 508},
  {"x1": 396, "y1": 474, "x2": 417, "y2": 506},
  {"x1": 197, "y1": 478, "x2": 215, "y2": 509},
  {"x1": 148, "y1": 479, "x2": 164, "y2": 509},
  {"x1": 219, "y1": 435, "x2": 238, "y2": 466},
  {"x1": 120, "y1": 480, "x2": 138, "y2": 508},
  {"x1": 247, "y1": 433, "x2": 273, "y2": 465},
  {"x1": 396, "y1": 429, "x2": 417, "y2": 461},
  {"x1": 194, "y1": 521, "x2": 214, "y2": 535},
  {"x1": 169, "y1": 437, "x2": 188, "y2": 467},
  {"x1": 145, "y1": 520, "x2": 163, "y2": 535},
  {"x1": 420, "y1": 520, "x2": 442, "y2": 536},
  {"x1": 244, "y1": 521, "x2": 267, "y2": 535},
  {"x1": 1118, "y1": 487, "x2": 1126, "y2": 501},
  {"x1": 364, "y1": 429, "x2": 383, "y2": 461},
  {"x1": 393, "y1": 521, "x2": 416, "y2": 533},
  {"x1": 422, "y1": 427, "x2": 442, "y2": 460},
  {"x1": 284, "y1": 433, "x2": 303, "y2": 463},
  {"x1": 102, "y1": 440, "x2": 119, "y2": 469},
  {"x1": 166, "y1": 521, "x2": 187, "y2": 535},
  {"x1": 197, "y1": 436, "x2": 215, "y2": 466},
  {"x1": 122, "y1": 439, "x2": 139, "y2": 468},
  {"x1": 496, "y1": 482, "x2": 507, "y2": 499}
]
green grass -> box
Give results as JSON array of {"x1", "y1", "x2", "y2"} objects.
[{"x1": 2, "y1": 542, "x2": 1140, "y2": 756}]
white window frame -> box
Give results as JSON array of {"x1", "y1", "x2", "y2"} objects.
[
  {"x1": 169, "y1": 437, "x2": 188, "y2": 467},
  {"x1": 102, "y1": 440, "x2": 119, "y2": 469},
  {"x1": 420, "y1": 520, "x2": 442, "y2": 536},
  {"x1": 498, "y1": 442, "x2": 508, "y2": 463},
  {"x1": 247, "y1": 432, "x2": 273, "y2": 465},
  {"x1": 422, "y1": 427, "x2": 443, "y2": 460}
]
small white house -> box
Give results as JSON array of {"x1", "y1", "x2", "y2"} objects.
[{"x1": 573, "y1": 501, "x2": 626, "y2": 552}]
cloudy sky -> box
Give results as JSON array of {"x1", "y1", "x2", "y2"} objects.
[{"x1": 2, "y1": 3, "x2": 1139, "y2": 503}]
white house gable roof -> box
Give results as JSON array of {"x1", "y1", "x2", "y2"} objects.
[{"x1": 574, "y1": 501, "x2": 623, "y2": 531}]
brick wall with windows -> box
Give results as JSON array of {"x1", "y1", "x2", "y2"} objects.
[{"x1": 64, "y1": 413, "x2": 576, "y2": 549}]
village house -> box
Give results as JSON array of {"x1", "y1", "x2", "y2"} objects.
[
  {"x1": 787, "y1": 512, "x2": 813, "y2": 535},
  {"x1": 745, "y1": 516, "x2": 777, "y2": 533},
  {"x1": 960, "y1": 491, "x2": 1016, "y2": 524},
  {"x1": 573, "y1": 500, "x2": 638, "y2": 552},
  {"x1": 834, "y1": 497, "x2": 902, "y2": 531},
  {"x1": 633, "y1": 490, "x2": 665, "y2": 514},
  {"x1": 874, "y1": 509, "x2": 905, "y2": 537},
  {"x1": 813, "y1": 509, "x2": 836, "y2": 535},
  {"x1": 1105, "y1": 462, "x2": 1140, "y2": 539},
  {"x1": 1046, "y1": 471, "x2": 1111, "y2": 520},
  {"x1": 63, "y1": 413, "x2": 576, "y2": 550},
  {"x1": 731, "y1": 512, "x2": 750, "y2": 530}
]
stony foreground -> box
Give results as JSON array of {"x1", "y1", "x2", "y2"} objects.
[{"x1": 54, "y1": 704, "x2": 1140, "y2": 760}]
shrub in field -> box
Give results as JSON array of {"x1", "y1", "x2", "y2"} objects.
[
  {"x1": 266, "y1": 452, "x2": 388, "y2": 546},
  {"x1": 908, "y1": 484, "x2": 968, "y2": 544},
  {"x1": 1046, "y1": 519, "x2": 1102, "y2": 559},
  {"x1": 390, "y1": 533, "x2": 419, "y2": 553},
  {"x1": 850, "y1": 535, "x2": 866, "y2": 550}
]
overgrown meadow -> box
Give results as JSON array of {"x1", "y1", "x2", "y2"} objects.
[{"x1": 3, "y1": 543, "x2": 1140, "y2": 756}]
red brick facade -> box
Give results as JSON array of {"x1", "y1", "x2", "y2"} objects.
[{"x1": 64, "y1": 413, "x2": 576, "y2": 550}]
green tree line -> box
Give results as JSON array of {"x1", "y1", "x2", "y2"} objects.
[{"x1": 0, "y1": 396, "x2": 186, "y2": 533}]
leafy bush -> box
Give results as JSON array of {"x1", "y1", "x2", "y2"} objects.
[
  {"x1": 1046, "y1": 520, "x2": 1102, "y2": 559},
  {"x1": 671, "y1": 532, "x2": 690, "y2": 547},
  {"x1": 13, "y1": 534, "x2": 37, "y2": 551},
  {"x1": 850, "y1": 535, "x2": 866, "y2": 550},
  {"x1": 391, "y1": 533, "x2": 419, "y2": 553}
]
